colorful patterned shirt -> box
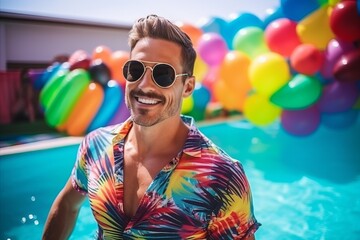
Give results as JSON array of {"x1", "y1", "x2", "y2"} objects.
[{"x1": 72, "y1": 116, "x2": 260, "y2": 239}]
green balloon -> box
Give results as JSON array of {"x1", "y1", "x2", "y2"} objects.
[
  {"x1": 232, "y1": 27, "x2": 269, "y2": 59},
  {"x1": 270, "y1": 74, "x2": 322, "y2": 110},
  {"x1": 39, "y1": 68, "x2": 69, "y2": 109},
  {"x1": 45, "y1": 69, "x2": 90, "y2": 127}
]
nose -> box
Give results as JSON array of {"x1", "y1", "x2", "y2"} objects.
[{"x1": 137, "y1": 66, "x2": 156, "y2": 89}]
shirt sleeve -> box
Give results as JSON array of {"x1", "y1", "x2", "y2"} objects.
[
  {"x1": 207, "y1": 161, "x2": 260, "y2": 239},
  {"x1": 71, "y1": 135, "x2": 89, "y2": 195}
]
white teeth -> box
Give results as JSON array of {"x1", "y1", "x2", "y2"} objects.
[{"x1": 137, "y1": 97, "x2": 159, "y2": 105}]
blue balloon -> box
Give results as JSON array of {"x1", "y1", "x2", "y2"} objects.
[
  {"x1": 224, "y1": 12, "x2": 264, "y2": 49},
  {"x1": 193, "y1": 83, "x2": 211, "y2": 109},
  {"x1": 199, "y1": 16, "x2": 228, "y2": 37},
  {"x1": 34, "y1": 62, "x2": 62, "y2": 90},
  {"x1": 280, "y1": 0, "x2": 319, "y2": 22},
  {"x1": 87, "y1": 80, "x2": 123, "y2": 132},
  {"x1": 322, "y1": 110, "x2": 359, "y2": 130}
]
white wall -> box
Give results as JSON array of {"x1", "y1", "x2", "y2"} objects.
[{"x1": 1, "y1": 20, "x2": 130, "y2": 69}]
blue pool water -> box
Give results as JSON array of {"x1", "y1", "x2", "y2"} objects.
[{"x1": 1, "y1": 118, "x2": 360, "y2": 239}]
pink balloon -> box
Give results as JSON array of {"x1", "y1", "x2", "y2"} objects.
[
  {"x1": 197, "y1": 33, "x2": 228, "y2": 66},
  {"x1": 320, "y1": 39, "x2": 355, "y2": 79},
  {"x1": 317, "y1": 81, "x2": 359, "y2": 113},
  {"x1": 281, "y1": 105, "x2": 320, "y2": 136}
]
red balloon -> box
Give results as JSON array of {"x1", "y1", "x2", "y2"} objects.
[
  {"x1": 290, "y1": 44, "x2": 325, "y2": 75},
  {"x1": 329, "y1": 1, "x2": 360, "y2": 42},
  {"x1": 265, "y1": 18, "x2": 301, "y2": 57},
  {"x1": 333, "y1": 50, "x2": 360, "y2": 82}
]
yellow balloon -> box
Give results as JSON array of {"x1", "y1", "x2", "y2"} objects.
[
  {"x1": 193, "y1": 55, "x2": 208, "y2": 82},
  {"x1": 297, "y1": 5, "x2": 335, "y2": 50},
  {"x1": 244, "y1": 93, "x2": 282, "y2": 126},
  {"x1": 181, "y1": 96, "x2": 194, "y2": 114},
  {"x1": 249, "y1": 52, "x2": 290, "y2": 96}
]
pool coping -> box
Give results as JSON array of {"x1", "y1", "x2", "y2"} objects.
[{"x1": 0, "y1": 136, "x2": 84, "y2": 156}]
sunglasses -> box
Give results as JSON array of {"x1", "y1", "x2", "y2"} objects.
[{"x1": 122, "y1": 60, "x2": 189, "y2": 88}]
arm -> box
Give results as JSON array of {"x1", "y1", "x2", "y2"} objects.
[{"x1": 42, "y1": 178, "x2": 86, "y2": 240}]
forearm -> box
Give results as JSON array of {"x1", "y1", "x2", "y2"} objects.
[
  {"x1": 42, "y1": 196, "x2": 80, "y2": 240},
  {"x1": 42, "y1": 178, "x2": 86, "y2": 240}
]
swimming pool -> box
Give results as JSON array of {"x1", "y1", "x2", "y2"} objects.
[{"x1": 1, "y1": 117, "x2": 360, "y2": 239}]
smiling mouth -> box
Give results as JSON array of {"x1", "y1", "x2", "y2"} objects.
[{"x1": 135, "y1": 97, "x2": 161, "y2": 105}]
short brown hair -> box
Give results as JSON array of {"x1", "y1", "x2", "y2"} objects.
[{"x1": 128, "y1": 14, "x2": 196, "y2": 77}]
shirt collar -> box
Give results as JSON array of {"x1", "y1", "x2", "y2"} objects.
[{"x1": 111, "y1": 115, "x2": 202, "y2": 158}]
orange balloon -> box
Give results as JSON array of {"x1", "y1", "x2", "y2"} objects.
[
  {"x1": 109, "y1": 50, "x2": 129, "y2": 85},
  {"x1": 92, "y1": 45, "x2": 112, "y2": 67},
  {"x1": 176, "y1": 22, "x2": 203, "y2": 47},
  {"x1": 219, "y1": 51, "x2": 252, "y2": 93},
  {"x1": 213, "y1": 80, "x2": 248, "y2": 112},
  {"x1": 65, "y1": 82, "x2": 104, "y2": 136}
]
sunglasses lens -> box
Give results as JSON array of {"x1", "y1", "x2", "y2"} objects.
[
  {"x1": 123, "y1": 61, "x2": 144, "y2": 82},
  {"x1": 153, "y1": 64, "x2": 175, "y2": 88}
]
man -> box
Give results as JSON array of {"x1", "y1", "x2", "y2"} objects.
[{"x1": 43, "y1": 14, "x2": 260, "y2": 239}]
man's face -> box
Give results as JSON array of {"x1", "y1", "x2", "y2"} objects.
[{"x1": 124, "y1": 37, "x2": 193, "y2": 127}]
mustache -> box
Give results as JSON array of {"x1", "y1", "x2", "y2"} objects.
[{"x1": 130, "y1": 89, "x2": 166, "y2": 102}]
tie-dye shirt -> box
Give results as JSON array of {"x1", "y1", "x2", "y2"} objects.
[{"x1": 72, "y1": 116, "x2": 260, "y2": 239}]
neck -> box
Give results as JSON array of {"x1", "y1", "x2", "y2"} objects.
[{"x1": 126, "y1": 116, "x2": 189, "y2": 161}]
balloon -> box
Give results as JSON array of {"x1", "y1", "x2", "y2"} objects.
[
  {"x1": 88, "y1": 59, "x2": 112, "y2": 86},
  {"x1": 181, "y1": 96, "x2": 194, "y2": 114},
  {"x1": 280, "y1": 0, "x2": 320, "y2": 22},
  {"x1": 219, "y1": 51, "x2": 252, "y2": 92},
  {"x1": 39, "y1": 66, "x2": 69, "y2": 109},
  {"x1": 28, "y1": 69, "x2": 44, "y2": 86},
  {"x1": 296, "y1": 5, "x2": 335, "y2": 49},
  {"x1": 109, "y1": 50, "x2": 129, "y2": 85},
  {"x1": 193, "y1": 55, "x2": 208, "y2": 82},
  {"x1": 192, "y1": 83, "x2": 211, "y2": 110},
  {"x1": 198, "y1": 16, "x2": 228, "y2": 36},
  {"x1": 176, "y1": 22, "x2": 203, "y2": 47},
  {"x1": 197, "y1": 33, "x2": 228, "y2": 66},
  {"x1": 233, "y1": 27, "x2": 269, "y2": 59},
  {"x1": 263, "y1": 6, "x2": 285, "y2": 28},
  {"x1": 270, "y1": 74, "x2": 322, "y2": 109},
  {"x1": 34, "y1": 62, "x2": 62, "y2": 90},
  {"x1": 243, "y1": 93, "x2": 282, "y2": 126},
  {"x1": 318, "y1": 81, "x2": 359, "y2": 113},
  {"x1": 322, "y1": 109, "x2": 359, "y2": 129},
  {"x1": 329, "y1": 1, "x2": 360, "y2": 42},
  {"x1": 202, "y1": 66, "x2": 220, "y2": 103},
  {"x1": 320, "y1": 38, "x2": 355, "y2": 79},
  {"x1": 249, "y1": 52, "x2": 290, "y2": 96},
  {"x1": 213, "y1": 80, "x2": 248, "y2": 112},
  {"x1": 281, "y1": 105, "x2": 320, "y2": 136},
  {"x1": 290, "y1": 43, "x2": 325, "y2": 75},
  {"x1": 333, "y1": 50, "x2": 360, "y2": 82},
  {"x1": 92, "y1": 45, "x2": 112, "y2": 67},
  {"x1": 225, "y1": 12, "x2": 264, "y2": 48},
  {"x1": 87, "y1": 80, "x2": 123, "y2": 132},
  {"x1": 45, "y1": 69, "x2": 90, "y2": 127},
  {"x1": 68, "y1": 50, "x2": 90, "y2": 71},
  {"x1": 107, "y1": 100, "x2": 130, "y2": 125},
  {"x1": 65, "y1": 82, "x2": 104, "y2": 136},
  {"x1": 265, "y1": 18, "x2": 301, "y2": 57}
]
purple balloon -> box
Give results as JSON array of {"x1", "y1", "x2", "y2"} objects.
[
  {"x1": 320, "y1": 38, "x2": 355, "y2": 79},
  {"x1": 107, "y1": 100, "x2": 130, "y2": 125},
  {"x1": 317, "y1": 81, "x2": 359, "y2": 113},
  {"x1": 197, "y1": 33, "x2": 228, "y2": 66},
  {"x1": 281, "y1": 105, "x2": 320, "y2": 136}
]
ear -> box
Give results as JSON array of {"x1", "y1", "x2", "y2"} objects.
[{"x1": 182, "y1": 76, "x2": 195, "y2": 98}]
